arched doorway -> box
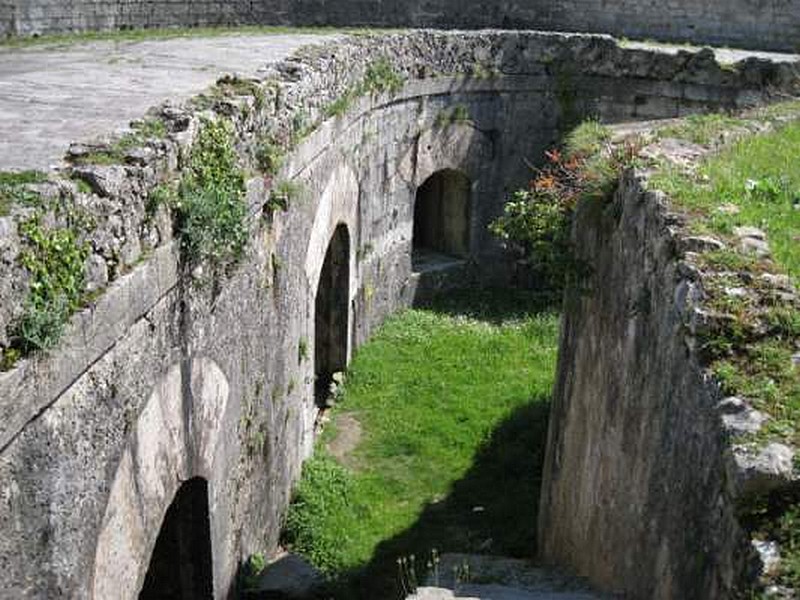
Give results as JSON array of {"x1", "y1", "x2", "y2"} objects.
[
  {"x1": 139, "y1": 477, "x2": 213, "y2": 599},
  {"x1": 413, "y1": 169, "x2": 471, "y2": 269},
  {"x1": 315, "y1": 223, "x2": 350, "y2": 407}
]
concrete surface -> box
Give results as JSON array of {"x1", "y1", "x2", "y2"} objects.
[
  {"x1": 0, "y1": 32, "x2": 797, "y2": 173},
  {"x1": 0, "y1": 33, "x2": 339, "y2": 171}
]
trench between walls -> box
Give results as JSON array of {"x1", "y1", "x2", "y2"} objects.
[{"x1": 1, "y1": 32, "x2": 796, "y2": 598}]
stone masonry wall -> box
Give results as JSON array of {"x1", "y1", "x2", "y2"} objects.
[
  {"x1": 0, "y1": 31, "x2": 796, "y2": 599},
  {"x1": 3, "y1": 0, "x2": 800, "y2": 51},
  {"x1": 538, "y1": 172, "x2": 754, "y2": 598}
]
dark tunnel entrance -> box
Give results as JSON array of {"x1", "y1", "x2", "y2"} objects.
[
  {"x1": 412, "y1": 169, "x2": 471, "y2": 270},
  {"x1": 315, "y1": 223, "x2": 350, "y2": 408},
  {"x1": 139, "y1": 477, "x2": 213, "y2": 600}
]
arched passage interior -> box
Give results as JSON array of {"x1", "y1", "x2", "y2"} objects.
[
  {"x1": 139, "y1": 477, "x2": 214, "y2": 600},
  {"x1": 315, "y1": 223, "x2": 350, "y2": 407},
  {"x1": 413, "y1": 169, "x2": 471, "y2": 269}
]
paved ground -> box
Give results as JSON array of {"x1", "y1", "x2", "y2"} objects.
[
  {"x1": 0, "y1": 33, "x2": 339, "y2": 171},
  {"x1": 0, "y1": 32, "x2": 796, "y2": 172}
]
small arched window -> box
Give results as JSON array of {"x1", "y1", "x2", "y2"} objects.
[{"x1": 413, "y1": 169, "x2": 471, "y2": 268}]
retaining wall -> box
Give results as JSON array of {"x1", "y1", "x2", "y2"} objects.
[{"x1": 3, "y1": 0, "x2": 800, "y2": 52}]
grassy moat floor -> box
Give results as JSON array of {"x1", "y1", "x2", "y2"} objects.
[{"x1": 282, "y1": 289, "x2": 560, "y2": 599}]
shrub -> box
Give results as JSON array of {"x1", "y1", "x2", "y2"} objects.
[
  {"x1": 12, "y1": 216, "x2": 89, "y2": 353},
  {"x1": 173, "y1": 119, "x2": 248, "y2": 270},
  {"x1": 490, "y1": 121, "x2": 635, "y2": 292}
]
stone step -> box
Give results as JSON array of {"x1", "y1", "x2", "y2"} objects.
[{"x1": 406, "y1": 554, "x2": 610, "y2": 600}]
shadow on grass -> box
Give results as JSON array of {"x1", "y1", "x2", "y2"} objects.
[
  {"x1": 415, "y1": 286, "x2": 560, "y2": 325},
  {"x1": 331, "y1": 397, "x2": 552, "y2": 600}
]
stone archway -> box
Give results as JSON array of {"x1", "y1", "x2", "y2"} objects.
[
  {"x1": 315, "y1": 224, "x2": 351, "y2": 407},
  {"x1": 413, "y1": 169, "x2": 471, "y2": 269},
  {"x1": 139, "y1": 477, "x2": 214, "y2": 599},
  {"x1": 91, "y1": 358, "x2": 232, "y2": 599}
]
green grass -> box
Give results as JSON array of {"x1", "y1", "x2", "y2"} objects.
[
  {"x1": 564, "y1": 119, "x2": 611, "y2": 158},
  {"x1": 649, "y1": 118, "x2": 800, "y2": 445},
  {"x1": 282, "y1": 289, "x2": 559, "y2": 599},
  {"x1": 658, "y1": 113, "x2": 745, "y2": 146},
  {"x1": 647, "y1": 112, "x2": 800, "y2": 590},
  {"x1": 651, "y1": 119, "x2": 800, "y2": 280},
  {"x1": 0, "y1": 170, "x2": 48, "y2": 215}
]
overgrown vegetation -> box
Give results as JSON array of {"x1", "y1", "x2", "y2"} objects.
[
  {"x1": 280, "y1": 289, "x2": 558, "y2": 599},
  {"x1": 650, "y1": 117, "x2": 800, "y2": 451},
  {"x1": 0, "y1": 171, "x2": 48, "y2": 215},
  {"x1": 323, "y1": 58, "x2": 405, "y2": 119},
  {"x1": 489, "y1": 120, "x2": 632, "y2": 292},
  {"x1": 10, "y1": 216, "x2": 89, "y2": 357},
  {"x1": 68, "y1": 118, "x2": 167, "y2": 165},
  {"x1": 169, "y1": 118, "x2": 248, "y2": 271},
  {"x1": 649, "y1": 106, "x2": 800, "y2": 592}
]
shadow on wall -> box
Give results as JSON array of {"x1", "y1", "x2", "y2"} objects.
[
  {"x1": 139, "y1": 477, "x2": 214, "y2": 599},
  {"x1": 315, "y1": 223, "x2": 351, "y2": 408},
  {"x1": 336, "y1": 397, "x2": 552, "y2": 600}
]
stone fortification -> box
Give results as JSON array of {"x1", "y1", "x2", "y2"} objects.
[
  {"x1": 0, "y1": 30, "x2": 796, "y2": 598},
  {"x1": 3, "y1": 0, "x2": 800, "y2": 52}
]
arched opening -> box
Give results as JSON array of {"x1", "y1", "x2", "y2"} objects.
[
  {"x1": 139, "y1": 477, "x2": 213, "y2": 600},
  {"x1": 315, "y1": 223, "x2": 350, "y2": 407},
  {"x1": 412, "y1": 169, "x2": 471, "y2": 270}
]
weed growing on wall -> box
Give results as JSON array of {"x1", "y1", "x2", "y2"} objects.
[
  {"x1": 265, "y1": 180, "x2": 303, "y2": 215},
  {"x1": 0, "y1": 171, "x2": 47, "y2": 215},
  {"x1": 12, "y1": 216, "x2": 89, "y2": 354},
  {"x1": 255, "y1": 134, "x2": 284, "y2": 176},
  {"x1": 323, "y1": 58, "x2": 405, "y2": 119},
  {"x1": 490, "y1": 120, "x2": 628, "y2": 293},
  {"x1": 68, "y1": 118, "x2": 166, "y2": 165},
  {"x1": 173, "y1": 118, "x2": 248, "y2": 271}
]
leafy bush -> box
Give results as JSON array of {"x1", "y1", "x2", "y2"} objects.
[
  {"x1": 13, "y1": 217, "x2": 89, "y2": 353},
  {"x1": 490, "y1": 121, "x2": 634, "y2": 292},
  {"x1": 490, "y1": 189, "x2": 571, "y2": 290},
  {"x1": 173, "y1": 119, "x2": 248, "y2": 269}
]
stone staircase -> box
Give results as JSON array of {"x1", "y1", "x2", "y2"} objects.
[{"x1": 407, "y1": 554, "x2": 611, "y2": 600}]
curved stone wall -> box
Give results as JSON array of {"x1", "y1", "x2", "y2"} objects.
[
  {"x1": 3, "y1": 0, "x2": 800, "y2": 52},
  {"x1": 0, "y1": 31, "x2": 796, "y2": 599}
]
